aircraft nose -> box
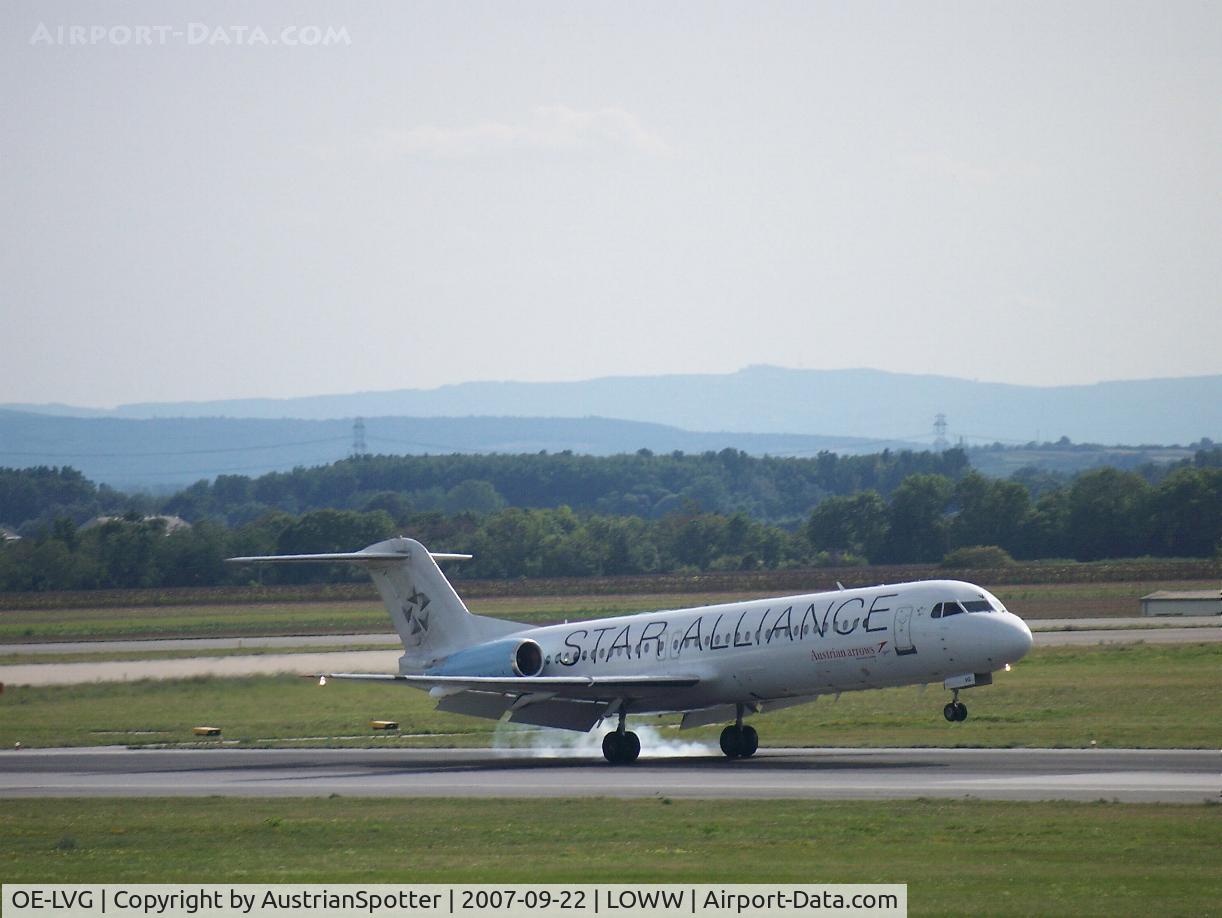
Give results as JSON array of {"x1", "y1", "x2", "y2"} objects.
[{"x1": 1002, "y1": 613, "x2": 1034, "y2": 663}]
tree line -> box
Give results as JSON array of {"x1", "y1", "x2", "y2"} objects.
[
  {"x1": 2, "y1": 449, "x2": 971, "y2": 534},
  {"x1": 1, "y1": 457, "x2": 1218, "y2": 591},
  {"x1": 156, "y1": 448, "x2": 973, "y2": 527},
  {"x1": 807, "y1": 464, "x2": 1222, "y2": 563}
]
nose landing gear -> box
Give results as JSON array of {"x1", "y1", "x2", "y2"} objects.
[
  {"x1": 602, "y1": 712, "x2": 640, "y2": 764},
  {"x1": 719, "y1": 704, "x2": 759, "y2": 758},
  {"x1": 943, "y1": 689, "x2": 968, "y2": 722}
]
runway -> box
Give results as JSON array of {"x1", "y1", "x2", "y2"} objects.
[{"x1": 1, "y1": 746, "x2": 1217, "y2": 803}]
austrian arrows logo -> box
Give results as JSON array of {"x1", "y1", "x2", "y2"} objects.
[{"x1": 811, "y1": 641, "x2": 889, "y2": 662}]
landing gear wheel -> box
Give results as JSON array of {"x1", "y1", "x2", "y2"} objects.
[
  {"x1": 720, "y1": 724, "x2": 758, "y2": 758},
  {"x1": 739, "y1": 725, "x2": 759, "y2": 758},
  {"x1": 954, "y1": 702, "x2": 968, "y2": 722},
  {"x1": 602, "y1": 730, "x2": 641, "y2": 764},
  {"x1": 602, "y1": 732, "x2": 620, "y2": 762},
  {"x1": 720, "y1": 724, "x2": 742, "y2": 758},
  {"x1": 621, "y1": 731, "x2": 641, "y2": 763},
  {"x1": 943, "y1": 703, "x2": 958, "y2": 723}
]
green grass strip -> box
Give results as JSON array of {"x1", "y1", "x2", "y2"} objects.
[{"x1": 1, "y1": 797, "x2": 1219, "y2": 917}]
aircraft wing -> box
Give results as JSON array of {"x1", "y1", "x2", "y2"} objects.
[
  {"x1": 316, "y1": 671, "x2": 699, "y2": 699},
  {"x1": 312, "y1": 671, "x2": 702, "y2": 732}
]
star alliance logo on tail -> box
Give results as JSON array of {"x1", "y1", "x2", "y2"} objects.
[{"x1": 403, "y1": 588, "x2": 431, "y2": 639}]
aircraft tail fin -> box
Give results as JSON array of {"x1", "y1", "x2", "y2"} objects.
[{"x1": 228, "y1": 537, "x2": 525, "y2": 670}]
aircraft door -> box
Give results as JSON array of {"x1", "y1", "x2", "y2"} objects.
[
  {"x1": 667, "y1": 628, "x2": 683, "y2": 661},
  {"x1": 894, "y1": 606, "x2": 917, "y2": 656}
]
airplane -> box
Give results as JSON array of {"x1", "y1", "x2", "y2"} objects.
[{"x1": 228, "y1": 536, "x2": 1033, "y2": 764}]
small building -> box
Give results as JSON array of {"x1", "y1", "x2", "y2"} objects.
[{"x1": 1140, "y1": 590, "x2": 1222, "y2": 617}]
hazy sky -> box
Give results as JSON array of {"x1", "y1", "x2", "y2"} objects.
[{"x1": 3, "y1": 1, "x2": 1220, "y2": 407}]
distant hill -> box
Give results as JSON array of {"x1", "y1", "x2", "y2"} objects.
[
  {"x1": 6, "y1": 366, "x2": 1218, "y2": 445},
  {"x1": 0, "y1": 411, "x2": 920, "y2": 489}
]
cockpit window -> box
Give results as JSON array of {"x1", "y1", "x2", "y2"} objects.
[
  {"x1": 962, "y1": 600, "x2": 995, "y2": 613},
  {"x1": 931, "y1": 601, "x2": 967, "y2": 618},
  {"x1": 933, "y1": 599, "x2": 999, "y2": 618}
]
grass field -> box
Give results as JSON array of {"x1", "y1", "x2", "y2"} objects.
[
  {"x1": 1, "y1": 579, "x2": 1216, "y2": 644},
  {"x1": 2, "y1": 643, "x2": 1218, "y2": 750},
  {"x1": 2, "y1": 797, "x2": 1219, "y2": 916}
]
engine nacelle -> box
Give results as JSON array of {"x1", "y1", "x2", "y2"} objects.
[{"x1": 426, "y1": 638, "x2": 544, "y2": 678}]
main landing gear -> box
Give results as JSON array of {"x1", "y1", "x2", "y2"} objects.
[
  {"x1": 602, "y1": 713, "x2": 640, "y2": 764},
  {"x1": 943, "y1": 689, "x2": 968, "y2": 722},
  {"x1": 719, "y1": 704, "x2": 759, "y2": 759}
]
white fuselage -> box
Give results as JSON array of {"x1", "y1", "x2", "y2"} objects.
[{"x1": 505, "y1": 579, "x2": 1032, "y2": 713}]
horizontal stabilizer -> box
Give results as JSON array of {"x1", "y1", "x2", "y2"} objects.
[{"x1": 227, "y1": 550, "x2": 471, "y2": 564}]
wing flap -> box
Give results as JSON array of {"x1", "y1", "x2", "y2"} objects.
[
  {"x1": 434, "y1": 690, "x2": 515, "y2": 721},
  {"x1": 509, "y1": 698, "x2": 607, "y2": 731}
]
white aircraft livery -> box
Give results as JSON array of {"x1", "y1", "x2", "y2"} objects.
[{"x1": 229, "y1": 537, "x2": 1033, "y2": 763}]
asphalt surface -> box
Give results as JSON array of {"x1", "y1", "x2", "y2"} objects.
[
  {"x1": 0, "y1": 650, "x2": 404, "y2": 685},
  {"x1": 1032, "y1": 625, "x2": 1220, "y2": 645},
  {"x1": 0, "y1": 634, "x2": 403, "y2": 655},
  {"x1": 1, "y1": 746, "x2": 1217, "y2": 803}
]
